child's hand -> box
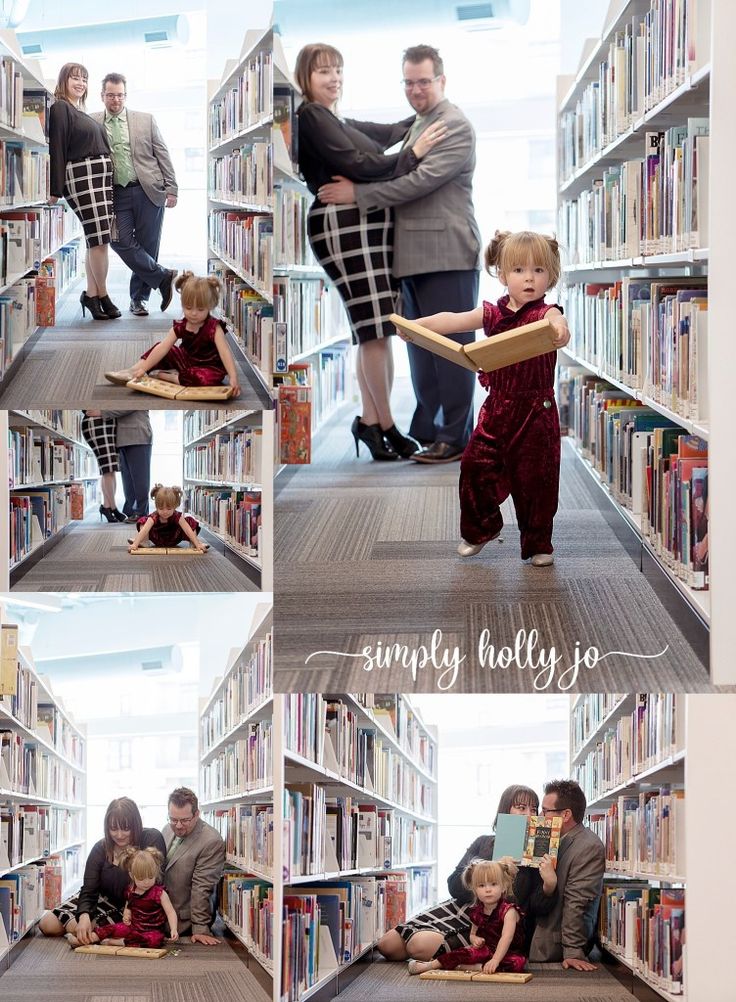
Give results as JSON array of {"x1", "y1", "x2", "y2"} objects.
[
  {"x1": 549, "y1": 317, "x2": 570, "y2": 349},
  {"x1": 483, "y1": 959, "x2": 500, "y2": 975},
  {"x1": 128, "y1": 544, "x2": 139, "y2": 553},
  {"x1": 169, "y1": 930, "x2": 179, "y2": 941},
  {"x1": 230, "y1": 381, "x2": 241, "y2": 397},
  {"x1": 194, "y1": 541, "x2": 207, "y2": 553},
  {"x1": 122, "y1": 911, "x2": 132, "y2": 926},
  {"x1": 470, "y1": 934, "x2": 485, "y2": 948},
  {"x1": 131, "y1": 362, "x2": 148, "y2": 379}
]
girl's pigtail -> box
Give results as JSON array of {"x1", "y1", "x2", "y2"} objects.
[
  {"x1": 484, "y1": 229, "x2": 511, "y2": 275},
  {"x1": 174, "y1": 270, "x2": 193, "y2": 294},
  {"x1": 150, "y1": 483, "x2": 163, "y2": 501}
]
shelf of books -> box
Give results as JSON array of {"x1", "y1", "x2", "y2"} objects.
[
  {"x1": 182, "y1": 408, "x2": 273, "y2": 590},
  {"x1": 273, "y1": 692, "x2": 438, "y2": 1002},
  {"x1": 554, "y1": 0, "x2": 736, "y2": 671},
  {"x1": 0, "y1": 620, "x2": 86, "y2": 965},
  {"x1": 0, "y1": 31, "x2": 84, "y2": 387},
  {"x1": 208, "y1": 26, "x2": 275, "y2": 399},
  {"x1": 571, "y1": 693, "x2": 736, "y2": 1002},
  {"x1": 199, "y1": 603, "x2": 273, "y2": 991},
  {"x1": 0, "y1": 410, "x2": 98, "y2": 590},
  {"x1": 273, "y1": 33, "x2": 352, "y2": 470}
]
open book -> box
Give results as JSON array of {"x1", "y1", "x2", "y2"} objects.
[
  {"x1": 419, "y1": 971, "x2": 533, "y2": 983},
  {"x1": 493, "y1": 813, "x2": 562, "y2": 867},
  {"x1": 126, "y1": 376, "x2": 237, "y2": 401},
  {"x1": 390, "y1": 313, "x2": 556, "y2": 373}
]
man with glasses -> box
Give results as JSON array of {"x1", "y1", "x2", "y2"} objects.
[
  {"x1": 530, "y1": 779, "x2": 605, "y2": 971},
  {"x1": 162, "y1": 787, "x2": 225, "y2": 945},
  {"x1": 319, "y1": 44, "x2": 481, "y2": 464},
  {"x1": 91, "y1": 73, "x2": 178, "y2": 316}
]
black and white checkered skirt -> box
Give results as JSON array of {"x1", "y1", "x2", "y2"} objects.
[
  {"x1": 395, "y1": 898, "x2": 473, "y2": 955},
  {"x1": 52, "y1": 891, "x2": 122, "y2": 929},
  {"x1": 64, "y1": 155, "x2": 114, "y2": 248},
  {"x1": 307, "y1": 202, "x2": 398, "y2": 344},
  {"x1": 81, "y1": 415, "x2": 119, "y2": 474}
]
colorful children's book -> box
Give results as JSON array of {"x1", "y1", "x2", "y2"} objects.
[
  {"x1": 390, "y1": 313, "x2": 556, "y2": 373},
  {"x1": 493, "y1": 813, "x2": 562, "y2": 867}
]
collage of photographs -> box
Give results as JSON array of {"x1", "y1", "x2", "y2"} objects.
[{"x1": 0, "y1": 1, "x2": 732, "y2": 1001}]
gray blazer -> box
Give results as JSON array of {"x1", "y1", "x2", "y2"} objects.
[
  {"x1": 91, "y1": 108, "x2": 178, "y2": 207},
  {"x1": 162, "y1": 818, "x2": 225, "y2": 936},
  {"x1": 529, "y1": 823, "x2": 605, "y2": 962},
  {"x1": 100, "y1": 410, "x2": 152, "y2": 447},
  {"x1": 354, "y1": 97, "x2": 481, "y2": 278}
]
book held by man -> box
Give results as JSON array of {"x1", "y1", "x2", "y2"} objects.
[{"x1": 390, "y1": 313, "x2": 557, "y2": 373}]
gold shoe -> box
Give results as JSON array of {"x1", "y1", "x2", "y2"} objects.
[{"x1": 104, "y1": 369, "x2": 134, "y2": 386}]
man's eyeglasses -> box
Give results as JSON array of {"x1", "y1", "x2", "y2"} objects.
[
  {"x1": 401, "y1": 76, "x2": 440, "y2": 90},
  {"x1": 168, "y1": 815, "x2": 195, "y2": 826},
  {"x1": 540, "y1": 807, "x2": 565, "y2": 816},
  {"x1": 104, "y1": 93, "x2": 126, "y2": 99}
]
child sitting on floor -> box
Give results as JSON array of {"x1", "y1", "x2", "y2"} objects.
[
  {"x1": 105, "y1": 271, "x2": 241, "y2": 396},
  {"x1": 408, "y1": 859, "x2": 526, "y2": 976},
  {"x1": 128, "y1": 484, "x2": 208, "y2": 553},
  {"x1": 69, "y1": 847, "x2": 178, "y2": 949}
]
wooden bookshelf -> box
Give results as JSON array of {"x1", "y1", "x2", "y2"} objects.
[
  {"x1": 556, "y1": 0, "x2": 732, "y2": 667},
  {"x1": 0, "y1": 631, "x2": 86, "y2": 964},
  {"x1": 207, "y1": 27, "x2": 275, "y2": 398},
  {"x1": 0, "y1": 410, "x2": 98, "y2": 590},
  {"x1": 272, "y1": 33, "x2": 352, "y2": 467},
  {"x1": 0, "y1": 31, "x2": 85, "y2": 389},
  {"x1": 273, "y1": 692, "x2": 438, "y2": 1002},
  {"x1": 571, "y1": 693, "x2": 736, "y2": 1002},
  {"x1": 182, "y1": 408, "x2": 273, "y2": 590},
  {"x1": 199, "y1": 604, "x2": 273, "y2": 989}
]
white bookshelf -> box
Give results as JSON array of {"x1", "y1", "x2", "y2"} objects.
[
  {"x1": 0, "y1": 633, "x2": 86, "y2": 964},
  {"x1": 207, "y1": 27, "x2": 275, "y2": 397},
  {"x1": 0, "y1": 410, "x2": 98, "y2": 590},
  {"x1": 182, "y1": 409, "x2": 274, "y2": 590},
  {"x1": 198, "y1": 603, "x2": 273, "y2": 985},
  {"x1": 555, "y1": 0, "x2": 735, "y2": 676},
  {"x1": 273, "y1": 693, "x2": 438, "y2": 1002},
  {"x1": 272, "y1": 33, "x2": 352, "y2": 464},
  {"x1": 571, "y1": 693, "x2": 736, "y2": 1002},
  {"x1": 0, "y1": 30, "x2": 84, "y2": 388}
]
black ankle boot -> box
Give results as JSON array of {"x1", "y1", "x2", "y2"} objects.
[
  {"x1": 383, "y1": 425, "x2": 419, "y2": 458},
  {"x1": 81, "y1": 292, "x2": 110, "y2": 320},
  {"x1": 98, "y1": 294, "x2": 122, "y2": 319},
  {"x1": 351, "y1": 416, "x2": 398, "y2": 461},
  {"x1": 99, "y1": 505, "x2": 119, "y2": 522},
  {"x1": 111, "y1": 508, "x2": 127, "y2": 522}
]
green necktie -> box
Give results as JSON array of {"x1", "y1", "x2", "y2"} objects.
[
  {"x1": 108, "y1": 114, "x2": 135, "y2": 186},
  {"x1": 167, "y1": 835, "x2": 183, "y2": 861}
]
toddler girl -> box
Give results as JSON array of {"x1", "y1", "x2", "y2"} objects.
[
  {"x1": 408, "y1": 859, "x2": 526, "y2": 976},
  {"x1": 412, "y1": 230, "x2": 569, "y2": 566},
  {"x1": 105, "y1": 271, "x2": 241, "y2": 395},
  {"x1": 73, "y1": 847, "x2": 178, "y2": 948},
  {"x1": 128, "y1": 484, "x2": 208, "y2": 552}
]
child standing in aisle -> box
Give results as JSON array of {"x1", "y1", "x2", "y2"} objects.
[
  {"x1": 105, "y1": 271, "x2": 241, "y2": 396},
  {"x1": 69, "y1": 847, "x2": 178, "y2": 948},
  {"x1": 408, "y1": 859, "x2": 526, "y2": 976},
  {"x1": 408, "y1": 231, "x2": 570, "y2": 565},
  {"x1": 128, "y1": 484, "x2": 208, "y2": 552}
]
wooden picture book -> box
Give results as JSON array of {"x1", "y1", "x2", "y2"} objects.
[
  {"x1": 493, "y1": 813, "x2": 563, "y2": 868},
  {"x1": 418, "y1": 970, "x2": 533, "y2": 984},
  {"x1": 130, "y1": 547, "x2": 205, "y2": 556},
  {"x1": 74, "y1": 945, "x2": 168, "y2": 959},
  {"x1": 390, "y1": 313, "x2": 556, "y2": 373},
  {"x1": 126, "y1": 376, "x2": 237, "y2": 401}
]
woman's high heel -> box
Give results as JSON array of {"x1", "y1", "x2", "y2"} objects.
[
  {"x1": 111, "y1": 508, "x2": 127, "y2": 522},
  {"x1": 98, "y1": 294, "x2": 122, "y2": 319},
  {"x1": 351, "y1": 416, "x2": 398, "y2": 461},
  {"x1": 383, "y1": 425, "x2": 419, "y2": 458},
  {"x1": 81, "y1": 292, "x2": 110, "y2": 321},
  {"x1": 99, "y1": 505, "x2": 119, "y2": 523}
]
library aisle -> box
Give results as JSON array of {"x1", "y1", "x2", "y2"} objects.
[
  {"x1": 0, "y1": 262, "x2": 272, "y2": 412},
  {"x1": 273, "y1": 400, "x2": 714, "y2": 694},
  {"x1": 0, "y1": 594, "x2": 272, "y2": 1002}
]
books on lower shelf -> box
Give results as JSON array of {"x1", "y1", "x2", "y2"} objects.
[
  {"x1": 0, "y1": 803, "x2": 83, "y2": 868},
  {"x1": 209, "y1": 141, "x2": 273, "y2": 208},
  {"x1": 0, "y1": 850, "x2": 82, "y2": 949},
  {"x1": 208, "y1": 211, "x2": 272, "y2": 293},
  {"x1": 208, "y1": 261, "x2": 273, "y2": 378},
  {"x1": 588, "y1": 787, "x2": 685, "y2": 877},
  {"x1": 185, "y1": 486, "x2": 261, "y2": 560},
  {"x1": 219, "y1": 874, "x2": 273, "y2": 968},
  {"x1": 208, "y1": 802, "x2": 273, "y2": 878}
]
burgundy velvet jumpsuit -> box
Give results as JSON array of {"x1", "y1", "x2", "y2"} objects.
[
  {"x1": 95, "y1": 882, "x2": 168, "y2": 948},
  {"x1": 459, "y1": 296, "x2": 561, "y2": 559},
  {"x1": 436, "y1": 899, "x2": 526, "y2": 972},
  {"x1": 141, "y1": 315, "x2": 228, "y2": 387}
]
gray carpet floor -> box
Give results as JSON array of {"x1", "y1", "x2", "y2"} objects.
[
  {"x1": 0, "y1": 933, "x2": 270, "y2": 1002},
  {"x1": 0, "y1": 259, "x2": 272, "y2": 411},
  {"x1": 273, "y1": 394, "x2": 724, "y2": 693},
  {"x1": 334, "y1": 957, "x2": 635, "y2": 1001},
  {"x1": 11, "y1": 520, "x2": 258, "y2": 592}
]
